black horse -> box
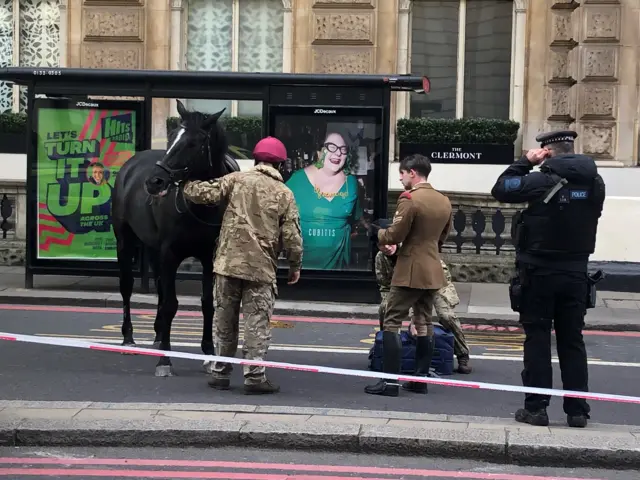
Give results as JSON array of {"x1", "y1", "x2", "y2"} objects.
[{"x1": 112, "y1": 99, "x2": 239, "y2": 376}]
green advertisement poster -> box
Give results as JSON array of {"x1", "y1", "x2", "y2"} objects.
[{"x1": 36, "y1": 105, "x2": 138, "y2": 260}]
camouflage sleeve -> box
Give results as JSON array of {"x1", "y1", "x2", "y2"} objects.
[
  {"x1": 281, "y1": 193, "x2": 303, "y2": 271},
  {"x1": 374, "y1": 252, "x2": 394, "y2": 289},
  {"x1": 182, "y1": 172, "x2": 239, "y2": 205}
]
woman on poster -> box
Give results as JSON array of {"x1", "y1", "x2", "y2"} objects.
[{"x1": 285, "y1": 131, "x2": 364, "y2": 270}]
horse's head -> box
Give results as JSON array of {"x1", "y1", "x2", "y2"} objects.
[{"x1": 145, "y1": 100, "x2": 229, "y2": 197}]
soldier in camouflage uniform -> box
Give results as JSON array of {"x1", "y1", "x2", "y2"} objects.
[
  {"x1": 375, "y1": 248, "x2": 472, "y2": 374},
  {"x1": 183, "y1": 136, "x2": 303, "y2": 394}
]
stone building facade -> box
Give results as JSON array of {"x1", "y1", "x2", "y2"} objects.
[{"x1": 0, "y1": 0, "x2": 638, "y2": 165}]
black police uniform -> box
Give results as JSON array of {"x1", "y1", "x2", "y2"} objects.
[{"x1": 490, "y1": 130, "x2": 606, "y2": 428}]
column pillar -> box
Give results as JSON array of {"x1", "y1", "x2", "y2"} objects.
[{"x1": 282, "y1": 0, "x2": 293, "y2": 73}]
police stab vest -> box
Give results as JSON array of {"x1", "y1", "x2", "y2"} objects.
[{"x1": 517, "y1": 174, "x2": 599, "y2": 258}]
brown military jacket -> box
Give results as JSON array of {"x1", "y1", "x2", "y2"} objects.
[
  {"x1": 377, "y1": 182, "x2": 452, "y2": 290},
  {"x1": 182, "y1": 164, "x2": 303, "y2": 285}
]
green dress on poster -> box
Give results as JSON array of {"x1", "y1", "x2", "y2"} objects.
[{"x1": 285, "y1": 169, "x2": 362, "y2": 270}]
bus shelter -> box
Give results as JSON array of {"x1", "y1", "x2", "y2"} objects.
[{"x1": 0, "y1": 67, "x2": 429, "y2": 304}]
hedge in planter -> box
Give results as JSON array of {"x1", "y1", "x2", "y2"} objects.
[
  {"x1": 166, "y1": 115, "x2": 262, "y2": 159},
  {"x1": 0, "y1": 112, "x2": 27, "y2": 154},
  {"x1": 397, "y1": 117, "x2": 520, "y2": 165}
]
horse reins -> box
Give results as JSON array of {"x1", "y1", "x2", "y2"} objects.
[{"x1": 157, "y1": 126, "x2": 223, "y2": 228}]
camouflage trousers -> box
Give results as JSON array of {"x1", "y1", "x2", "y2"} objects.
[
  {"x1": 379, "y1": 290, "x2": 470, "y2": 359},
  {"x1": 211, "y1": 274, "x2": 275, "y2": 385}
]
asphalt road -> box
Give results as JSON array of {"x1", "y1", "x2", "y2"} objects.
[
  {"x1": 1, "y1": 446, "x2": 638, "y2": 479},
  {"x1": 1, "y1": 304, "x2": 639, "y2": 425}
]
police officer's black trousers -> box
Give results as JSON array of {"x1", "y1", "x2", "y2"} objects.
[{"x1": 519, "y1": 268, "x2": 591, "y2": 417}]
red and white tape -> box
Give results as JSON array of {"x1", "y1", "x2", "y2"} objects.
[{"x1": 2, "y1": 331, "x2": 640, "y2": 405}]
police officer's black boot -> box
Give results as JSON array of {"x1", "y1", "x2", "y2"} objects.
[
  {"x1": 364, "y1": 331, "x2": 401, "y2": 396},
  {"x1": 402, "y1": 335, "x2": 434, "y2": 394}
]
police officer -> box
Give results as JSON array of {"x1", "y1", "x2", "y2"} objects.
[{"x1": 491, "y1": 130, "x2": 605, "y2": 428}]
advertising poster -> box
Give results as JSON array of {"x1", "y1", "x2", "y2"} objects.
[
  {"x1": 36, "y1": 101, "x2": 140, "y2": 261},
  {"x1": 272, "y1": 107, "x2": 383, "y2": 272}
]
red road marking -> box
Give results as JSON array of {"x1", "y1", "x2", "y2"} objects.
[
  {"x1": 0, "y1": 335, "x2": 16, "y2": 341},
  {"x1": 0, "y1": 458, "x2": 603, "y2": 480},
  {"x1": 1, "y1": 303, "x2": 639, "y2": 338},
  {"x1": 89, "y1": 345, "x2": 165, "y2": 357}
]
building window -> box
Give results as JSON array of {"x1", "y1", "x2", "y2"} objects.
[
  {"x1": 184, "y1": 0, "x2": 284, "y2": 118},
  {"x1": 0, "y1": 0, "x2": 60, "y2": 113},
  {"x1": 409, "y1": 0, "x2": 513, "y2": 120}
]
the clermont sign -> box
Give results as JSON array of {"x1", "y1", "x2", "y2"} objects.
[{"x1": 398, "y1": 143, "x2": 515, "y2": 165}]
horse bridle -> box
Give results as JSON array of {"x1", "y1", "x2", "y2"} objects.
[
  {"x1": 153, "y1": 125, "x2": 222, "y2": 227},
  {"x1": 154, "y1": 125, "x2": 214, "y2": 186}
]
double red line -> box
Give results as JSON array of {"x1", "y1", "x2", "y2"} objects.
[{"x1": 0, "y1": 458, "x2": 601, "y2": 480}]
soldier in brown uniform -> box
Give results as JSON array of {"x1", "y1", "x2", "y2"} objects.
[
  {"x1": 366, "y1": 154, "x2": 452, "y2": 397},
  {"x1": 375, "y1": 250, "x2": 472, "y2": 374},
  {"x1": 182, "y1": 136, "x2": 303, "y2": 395}
]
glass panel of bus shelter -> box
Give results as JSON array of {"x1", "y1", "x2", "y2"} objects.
[{"x1": 270, "y1": 106, "x2": 383, "y2": 273}]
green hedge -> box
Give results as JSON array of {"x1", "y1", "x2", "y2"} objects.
[
  {"x1": 0, "y1": 112, "x2": 27, "y2": 134},
  {"x1": 397, "y1": 117, "x2": 519, "y2": 145},
  {"x1": 166, "y1": 115, "x2": 262, "y2": 136}
]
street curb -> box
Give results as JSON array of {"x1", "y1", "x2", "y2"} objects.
[
  {"x1": 1, "y1": 418, "x2": 639, "y2": 469},
  {"x1": 1, "y1": 288, "x2": 639, "y2": 332}
]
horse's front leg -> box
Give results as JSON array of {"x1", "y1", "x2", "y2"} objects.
[
  {"x1": 200, "y1": 252, "x2": 215, "y2": 373},
  {"x1": 155, "y1": 255, "x2": 180, "y2": 377},
  {"x1": 116, "y1": 224, "x2": 136, "y2": 347},
  {"x1": 147, "y1": 249, "x2": 164, "y2": 348}
]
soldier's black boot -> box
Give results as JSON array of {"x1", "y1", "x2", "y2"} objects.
[
  {"x1": 515, "y1": 408, "x2": 549, "y2": 426},
  {"x1": 365, "y1": 331, "x2": 401, "y2": 396},
  {"x1": 402, "y1": 335, "x2": 434, "y2": 394}
]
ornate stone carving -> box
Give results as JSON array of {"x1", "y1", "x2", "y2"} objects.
[
  {"x1": 550, "y1": 11, "x2": 575, "y2": 44},
  {"x1": 581, "y1": 46, "x2": 618, "y2": 81},
  {"x1": 313, "y1": 13, "x2": 373, "y2": 44},
  {"x1": 82, "y1": 44, "x2": 143, "y2": 69},
  {"x1": 281, "y1": 0, "x2": 292, "y2": 10},
  {"x1": 83, "y1": 9, "x2": 144, "y2": 40},
  {"x1": 580, "y1": 124, "x2": 615, "y2": 159},
  {"x1": 579, "y1": 85, "x2": 616, "y2": 119},
  {"x1": 312, "y1": 49, "x2": 373, "y2": 74},
  {"x1": 399, "y1": 0, "x2": 412, "y2": 12},
  {"x1": 313, "y1": 0, "x2": 374, "y2": 7},
  {"x1": 547, "y1": 86, "x2": 576, "y2": 121},
  {"x1": 83, "y1": 0, "x2": 144, "y2": 5},
  {"x1": 549, "y1": 48, "x2": 576, "y2": 83},
  {"x1": 583, "y1": 7, "x2": 620, "y2": 43}
]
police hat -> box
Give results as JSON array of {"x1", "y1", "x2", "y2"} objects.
[{"x1": 535, "y1": 130, "x2": 578, "y2": 148}]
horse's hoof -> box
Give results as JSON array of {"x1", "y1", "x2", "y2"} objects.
[
  {"x1": 155, "y1": 365, "x2": 175, "y2": 377},
  {"x1": 121, "y1": 341, "x2": 136, "y2": 355},
  {"x1": 203, "y1": 360, "x2": 215, "y2": 374}
]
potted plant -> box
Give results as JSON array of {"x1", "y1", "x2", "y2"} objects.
[
  {"x1": 0, "y1": 111, "x2": 27, "y2": 154},
  {"x1": 167, "y1": 115, "x2": 262, "y2": 159},
  {"x1": 397, "y1": 117, "x2": 520, "y2": 165}
]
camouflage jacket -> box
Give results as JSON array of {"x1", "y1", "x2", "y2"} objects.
[
  {"x1": 182, "y1": 164, "x2": 303, "y2": 285},
  {"x1": 374, "y1": 250, "x2": 459, "y2": 307}
]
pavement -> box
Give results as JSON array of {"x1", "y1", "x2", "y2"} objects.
[
  {"x1": 1, "y1": 266, "x2": 640, "y2": 330},
  {"x1": 1, "y1": 401, "x2": 640, "y2": 470}
]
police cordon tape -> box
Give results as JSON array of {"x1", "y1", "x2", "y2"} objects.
[{"x1": 2, "y1": 331, "x2": 640, "y2": 405}]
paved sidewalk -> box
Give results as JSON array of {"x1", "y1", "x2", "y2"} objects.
[
  {"x1": 1, "y1": 400, "x2": 639, "y2": 469},
  {"x1": 0, "y1": 266, "x2": 639, "y2": 330}
]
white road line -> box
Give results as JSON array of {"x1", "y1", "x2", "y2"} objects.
[{"x1": 35, "y1": 337, "x2": 640, "y2": 368}]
